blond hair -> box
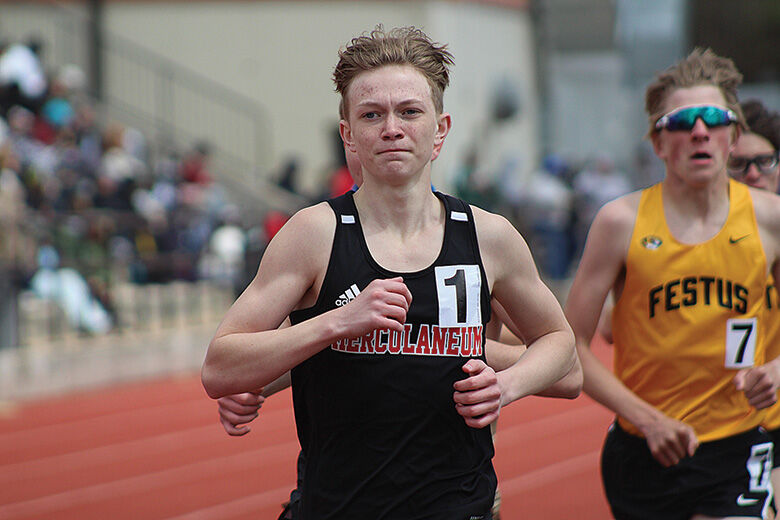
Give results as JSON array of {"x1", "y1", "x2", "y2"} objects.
[
  {"x1": 645, "y1": 48, "x2": 746, "y2": 136},
  {"x1": 333, "y1": 26, "x2": 454, "y2": 120}
]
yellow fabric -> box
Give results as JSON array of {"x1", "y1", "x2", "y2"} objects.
[
  {"x1": 612, "y1": 180, "x2": 768, "y2": 442},
  {"x1": 761, "y1": 275, "x2": 780, "y2": 430}
]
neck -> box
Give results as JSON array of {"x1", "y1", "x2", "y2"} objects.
[
  {"x1": 353, "y1": 177, "x2": 439, "y2": 235},
  {"x1": 662, "y1": 172, "x2": 729, "y2": 217}
]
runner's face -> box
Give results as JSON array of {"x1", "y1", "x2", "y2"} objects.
[
  {"x1": 730, "y1": 132, "x2": 779, "y2": 193},
  {"x1": 652, "y1": 85, "x2": 738, "y2": 187},
  {"x1": 340, "y1": 65, "x2": 449, "y2": 186}
]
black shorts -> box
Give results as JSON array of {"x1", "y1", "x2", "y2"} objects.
[
  {"x1": 601, "y1": 422, "x2": 773, "y2": 520},
  {"x1": 767, "y1": 426, "x2": 780, "y2": 469}
]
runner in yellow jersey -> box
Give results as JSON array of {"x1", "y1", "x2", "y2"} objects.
[
  {"x1": 729, "y1": 98, "x2": 780, "y2": 517},
  {"x1": 565, "y1": 48, "x2": 780, "y2": 520}
]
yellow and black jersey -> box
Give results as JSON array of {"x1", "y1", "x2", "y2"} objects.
[
  {"x1": 761, "y1": 275, "x2": 780, "y2": 431},
  {"x1": 612, "y1": 180, "x2": 768, "y2": 442}
]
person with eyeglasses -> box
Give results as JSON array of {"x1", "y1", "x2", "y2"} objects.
[
  {"x1": 564, "y1": 48, "x2": 780, "y2": 520},
  {"x1": 729, "y1": 99, "x2": 780, "y2": 195},
  {"x1": 730, "y1": 98, "x2": 780, "y2": 518}
]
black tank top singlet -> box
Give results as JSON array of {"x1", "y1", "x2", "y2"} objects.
[{"x1": 289, "y1": 191, "x2": 496, "y2": 519}]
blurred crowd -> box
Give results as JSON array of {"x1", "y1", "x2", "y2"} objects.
[
  {"x1": 454, "y1": 149, "x2": 650, "y2": 284},
  {"x1": 0, "y1": 37, "x2": 277, "y2": 335}
]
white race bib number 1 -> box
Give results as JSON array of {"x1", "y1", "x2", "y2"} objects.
[
  {"x1": 725, "y1": 317, "x2": 758, "y2": 369},
  {"x1": 435, "y1": 265, "x2": 482, "y2": 327}
]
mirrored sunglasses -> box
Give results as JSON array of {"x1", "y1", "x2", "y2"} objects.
[
  {"x1": 728, "y1": 153, "x2": 780, "y2": 176},
  {"x1": 655, "y1": 105, "x2": 737, "y2": 132}
]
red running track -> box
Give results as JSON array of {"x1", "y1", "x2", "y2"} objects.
[{"x1": 0, "y1": 338, "x2": 614, "y2": 519}]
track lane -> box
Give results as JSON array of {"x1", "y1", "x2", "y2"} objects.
[{"x1": 0, "y1": 337, "x2": 615, "y2": 519}]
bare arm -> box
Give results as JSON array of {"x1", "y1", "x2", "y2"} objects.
[
  {"x1": 488, "y1": 301, "x2": 582, "y2": 399},
  {"x1": 452, "y1": 209, "x2": 577, "y2": 429},
  {"x1": 565, "y1": 195, "x2": 698, "y2": 467},
  {"x1": 216, "y1": 316, "x2": 294, "y2": 437},
  {"x1": 201, "y1": 204, "x2": 412, "y2": 399},
  {"x1": 262, "y1": 371, "x2": 292, "y2": 397},
  {"x1": 483, "y1": 303, "x2": 523, "y2": 371},
  {"x1": 734, "y1": 189, "x2": 780, "y2": 407},
  {"x1": 484, "y1": 210, "x2": 577, "y2": 403}
]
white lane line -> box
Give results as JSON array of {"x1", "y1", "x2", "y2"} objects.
[
  {"x1": 0, "y1": 409, "x2": 295, "y2": 486},
  {"x1": 496, "y1": 402, "x2": 610, "y2": 446},
  {"x1": 499, "y1": 450, "x2": 601, "y2": 495},
  {"x1": 164, "y1": 485, "x2": 295, "y2": 520},
  {"x1": 0, "y1": 441, "x2": 300, "y2": 518}
]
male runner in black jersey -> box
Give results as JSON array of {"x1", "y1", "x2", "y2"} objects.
[
  {"x1": 202, "y1": 26, "x2": 578, "y2": 519},
  {"x1": 216, "y1": 143, "x2": 581, "y2": 520}
]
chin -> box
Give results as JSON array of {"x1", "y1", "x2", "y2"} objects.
[{"x1": 680, "y1": 168, "x2": 723, "y2": 187}]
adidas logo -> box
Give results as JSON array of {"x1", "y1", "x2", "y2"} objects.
[{"x1": 335, "y1": 284, "x2": 361, "y2": 306}]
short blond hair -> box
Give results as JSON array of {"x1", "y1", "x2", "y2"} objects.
[
  {"x1": 645, "y1": 48, "x2": 746, "y2": 136},
  {"x1": 333, "y1": 25, "x2": 454, "y2": 120}
]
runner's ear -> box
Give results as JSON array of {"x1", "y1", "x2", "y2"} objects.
[
  {"x1": 340, "y1": 119, "x2": 357, "y2": 153},
  {"x1": 432, "y1": 112, "x2": 452, "y2": 161}
]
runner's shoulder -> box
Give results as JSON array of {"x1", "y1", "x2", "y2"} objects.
[{"x1": 592, "y1": 190, "x2": 642, "y2": 236}]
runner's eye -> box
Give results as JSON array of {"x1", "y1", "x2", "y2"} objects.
[{"x1": 728, "y1": 153, "x2": 779, "y2": 176}]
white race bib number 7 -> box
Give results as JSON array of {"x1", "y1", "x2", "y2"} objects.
[{"x1": 725, "y1": 318, "x2": 758, "y2": 369}]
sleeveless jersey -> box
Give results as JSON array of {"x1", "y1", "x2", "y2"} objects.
[
  {"x1": 612, "y1": 180, "x2": 768, "y2": 442},
  {"x1": 289, "y1": 191, "x2": 496, "y2": 519},
  {"x1": 761, "y1": 275, "x2": 780, "y2": 430}
]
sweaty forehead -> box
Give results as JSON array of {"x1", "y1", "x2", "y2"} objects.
[{"x1": 346, "y1": 65, "x2": 434, "y2": 110}]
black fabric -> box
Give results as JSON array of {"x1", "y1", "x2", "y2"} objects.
[
  {"x1": 768, "y1": 426, "x2": 780, "y2": 469},
  {"x1": 289, "y1": 191, "x2": 496, "y2": 519},
  {"x1": 602, "y1": 422, "x2": 773, "y2": 520}
]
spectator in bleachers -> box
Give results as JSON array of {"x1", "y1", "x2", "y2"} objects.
[
  {"x1": 199, "y1": 204, "x2": 247, "y2": 297},
  {"x1": 0, "y1": 37, "x2": 47, "y2": 116},
  {"x1": 178, "y1": 140, "x2": 213, "y2": 185},
  {"x1": 0, "y1": 109, "x2": 9, "y2": 144},
  {"x1": 72, "y1": 101, "x2": 102, "y2": 174},
  {"x1": 41, "y1": 77, "x2": 75, "y2": 133},
  {"x1": 100, "y1": 123, "x2": 146, "y2": 184},
  {"x1": 0, "y1": 141, "x2": 23, "y2": 204},
  {"x1": 572, "y1": 154, "x2": 631, "y2": 255},
  {"x1": 275, "y1": 156, "x2": 300, "y2": 194},
  {"x1": 6, "y1": 105, "x2": 54, "y2": 181},
  {"x1": 29, "y1": 241, "x2": 113, "y2": 334},
  {"x1": 519, "y1": 154, "x2": 575, "y2": 281}
]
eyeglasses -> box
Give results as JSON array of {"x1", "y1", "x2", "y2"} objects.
[
  {"x1": 728, "y1": 153, "x2": 779, "y2": 176},
  {"x1": 654, "y1": 105, "x2": 737, "y2": 132}
]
